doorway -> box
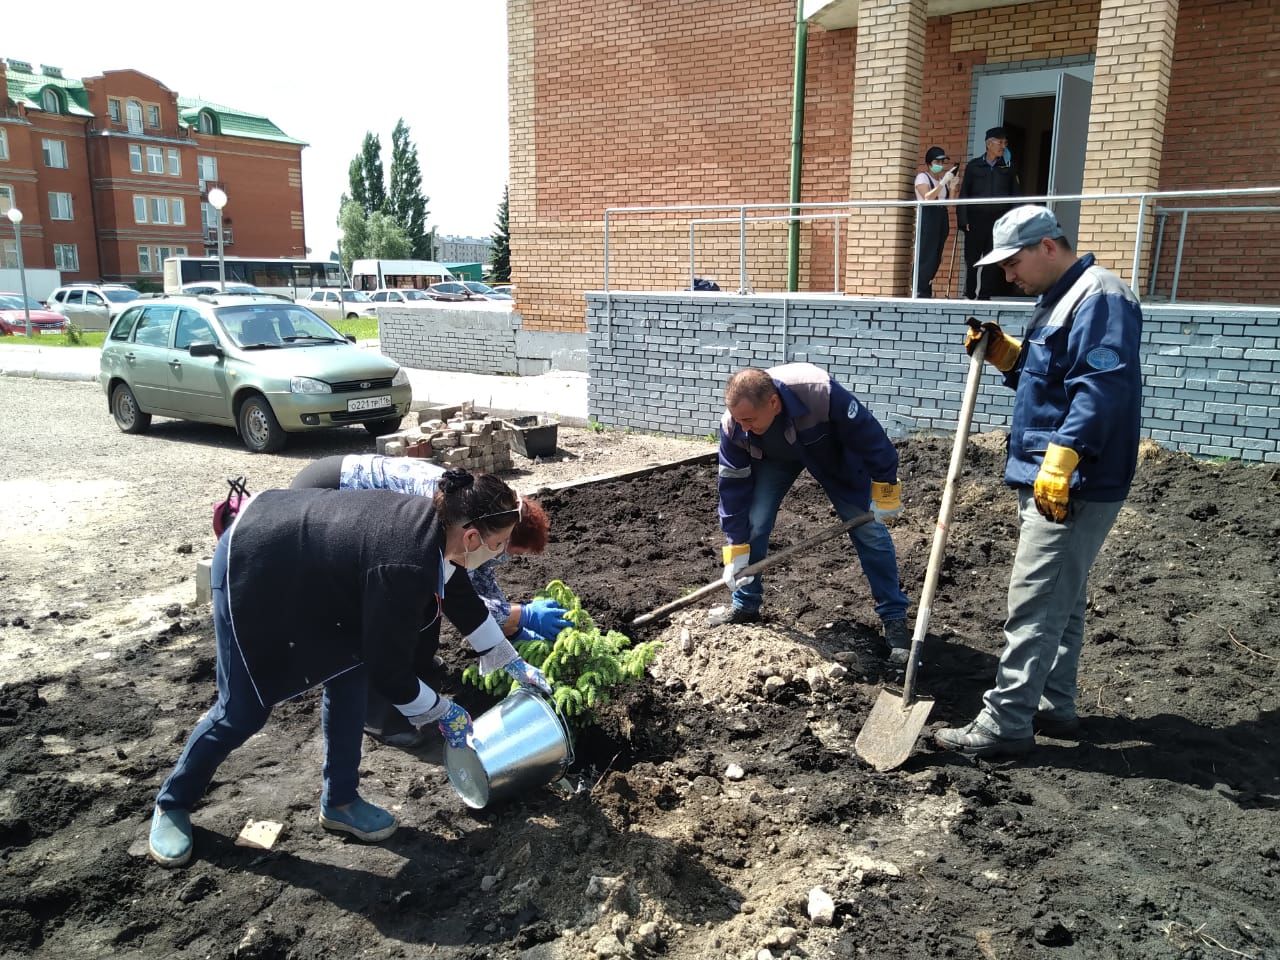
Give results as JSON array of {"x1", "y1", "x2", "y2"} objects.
[{"x1": 1001, "y1": 95, "x2": 1055, "y2": 197}]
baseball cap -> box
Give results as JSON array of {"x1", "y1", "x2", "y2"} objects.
[
  {"x1": 925, "y1": 146, "x2": 947, "y2": 164},
  {"x1": 985, "y1": 126, "x2": 1007, "y2": 141},
  {"x1": 975, "y1": 205, "x2": 1066, "y2": 266}
]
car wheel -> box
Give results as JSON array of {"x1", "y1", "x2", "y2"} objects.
[
  {"x1": 238, "y1": 394, "x2": 287, "y2": 453},
  {"x1": 111, "y1": 382, "x2": 152, "y2": 434},
  {"x1": 364, "y1": 417, "x2": 402, "y2": 437},
  {"x1": 346, "y1": 312, "x2": 358, "y2": 320}
]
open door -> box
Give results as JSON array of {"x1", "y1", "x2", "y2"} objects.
[{"x1": 1048, "y1": 73, "x2": 1092, "y2": 244}]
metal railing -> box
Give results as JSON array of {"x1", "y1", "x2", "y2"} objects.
[
  {"x1": 1149, "y1": 205, "x2": 1280, "y2": 303},
  {"x1": 601, "y1": 186, "x2": 1280, "y2": 307}
]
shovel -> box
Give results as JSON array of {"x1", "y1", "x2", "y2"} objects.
[
  {"x1": 630, "y1": 511, "x2": 876, "y2": 628},
  {"x1": 854, "y1": 333, "x2": 987, "y2": 772}
]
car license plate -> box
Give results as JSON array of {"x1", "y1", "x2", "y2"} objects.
[
  {"x1": 347, "y1": 395, "x2": 392, "y2": 413},
  {"x1": 40, "y1": 328, "x2": 62, "y2": 335}
]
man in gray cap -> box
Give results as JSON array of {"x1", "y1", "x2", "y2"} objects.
[
  {"x1": 956, "y1": 126, "x2": 1020, "y2": 300},
  {"x1": 935, "y1": 205, "x2": 1144, "y2": 758}
]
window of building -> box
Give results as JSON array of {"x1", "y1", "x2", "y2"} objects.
[
  {"x1": 133, "y1": 196, "x2": 147, "y2": 223},
  {"x1": 0, "y1": 239, "x2": 18, "y2": 269},
  {"x1": 197, "y1": 155, "x2": 217, "y2": 184},
  {"x1": 138, "y1": 246, "x2": 153, "y2": 273},
  {"x1": 201, "y1": 201, "x2": 219, "y2": 231},
  {"x1": 146, "y1": 147, "x2": 164, "y2": 175},
  {"x1": 170, "y1": 198, "x2": 185, "y2": 225},
  {"x1": 0, "y1": 127, "x2": 8, "y2": 161},
  {"x1": 49, "y1": 192, "x2": 74, "y2": 220},
  {"x1": 198, "y1": 111, "x2": 216, "y2": 135},
  {"x1": 126, "y1": 100, "x2": 143, "y2": 134},
  {"x1": 42, "y1": 88, "x2": 62, "y2": 114},
  {"x1": 108, "y1": 98, "x2": 121, "y2": 123},
  {"x1": 166, "y1": 148, "x2": 180, "y2": 176},
  {"x1": 149, "y1": 197, "x2": 169, "y2": 224},
  {"x1": 147, "y1": 104, "x2": 160, "y2": 128},
  {"x1": 129, "y1": 144, "x2": 143, "y2": 173},
  {"x1": 0, "y1": 184, "x2": 13, "y2": 214},
  {"x1": 53, "y1": 243, "x2": 79, "y2": 272},
  {"x1": 42, "y1": 139, "x2": 68, "y2": 169}
]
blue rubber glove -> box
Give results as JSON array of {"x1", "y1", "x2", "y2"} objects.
[
  {"x1": 504, "y1": 657, "x2": 553, "y2": 695},
  {"x1": 519, "y1": 598, "x2": 572, "y2": 640},
  {"x1": 436, "y1": 699, "x2": 474, "y2": 749}
]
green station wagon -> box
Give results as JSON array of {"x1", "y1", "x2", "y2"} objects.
[{"x1": 99, "y1": 295, "x2": 412, "y2": 452}]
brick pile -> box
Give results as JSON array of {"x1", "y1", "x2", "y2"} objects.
[{"x1": 375, "y1": 404, "x2": 514, "y2": 474}]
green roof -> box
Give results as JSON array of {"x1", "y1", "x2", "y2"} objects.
[
  {"x1": 177, "y1": 97, "x2": 307, "y2": 146},
  {"x1": 3, "y1": 63, "x2": 93, "y2": 117},
  {"x1": 1, "y1": 59, "x2": 304, "y2": 145}
]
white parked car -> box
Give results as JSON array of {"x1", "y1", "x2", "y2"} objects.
[
  {"x1": 299, "y1": 289, "x2": 379, "y2": 322},
  {"x1": 368, "y1": 288, "x2": 435, "y2": 305}
]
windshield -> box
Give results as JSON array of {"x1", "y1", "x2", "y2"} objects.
[
  {"x1": 216, "y1": 303, "x2": 348, "y2": 348},
  {"x1": 401, "y1": 290, "x2": 429, "y2": 301},
  {"x1": 104, "y1": 289, "x2": 141, "y2": 304},
  {"x1": 341, "y1": 290, "x2": 372, "y2": 302},
  {"x1": 463, "y1": 282, "x2": 496, "y2": 294},
  {"x1": 0, "y1": 294, "x2": 46, "y2": 311}
]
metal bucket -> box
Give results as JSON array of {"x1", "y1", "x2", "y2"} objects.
[{"x1": 445, "y1": 688, "x2": 574, "y2": 809}]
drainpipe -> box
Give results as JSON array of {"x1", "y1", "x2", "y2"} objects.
[{"x1": 786, "y1": 0, "x2": 808, "y2": 292}]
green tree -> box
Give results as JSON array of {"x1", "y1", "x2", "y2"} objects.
[
  {"x1": 337, "y1": 199, "x2": 370, "y2": 275},
  {"x1": 366, "y1": 211, "x2": 412, "y2": 259},
  {"x1": 347, "y1": 133, "x2": 386, "y2": 216},
  {"x1": 388, "y1": 118, "x2": 432, "y2": 260},
  {"x1": 490, "y1": 185, "x2": 511, "y2": 282}
]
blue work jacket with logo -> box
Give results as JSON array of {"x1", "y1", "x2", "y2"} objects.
[
  {"x1": 717, "y1": 363, "x2": 898, "y2": 544},
  {"x1": 1002, "y1": 253, "x2": 1144, "y2": 501}
]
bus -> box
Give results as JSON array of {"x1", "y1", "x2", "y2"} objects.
[
  {"x1": 163, "y1": 256, "x2": 345, "y2": 298},
  {"x1": 350, "y1": 259, "x2": 455, "y2": 292}
]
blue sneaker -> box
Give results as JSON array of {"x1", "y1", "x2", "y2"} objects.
[
  {"x1": 148, "y1": 806, "x2": 193, "y2": 868},
  {"x1": 319, "y1": 796, "x2": 398, "y2": 842}
]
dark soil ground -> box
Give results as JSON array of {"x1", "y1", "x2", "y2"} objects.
[{"x1": 2, "y1": 423, "x2": 1278, "y2": 959}]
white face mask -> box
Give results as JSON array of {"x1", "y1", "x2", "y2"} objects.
[{"x1": 462, "y1": 532, "x2": 505, "y2": 570}]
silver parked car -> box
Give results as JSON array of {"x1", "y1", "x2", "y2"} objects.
[
  {"x1": 99, "y1": 295, "x2": 412, "y2": 453},
  {"x1": 47, "y1": 283, "x2": 142, "y2": 331}
]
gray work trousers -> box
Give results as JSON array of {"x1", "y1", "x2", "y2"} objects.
[{"x1": 978, "y1": 489, "x2": 1124, "y2": 738}]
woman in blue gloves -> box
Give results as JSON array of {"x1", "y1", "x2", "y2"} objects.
[
  {"x1": 290, "y1": 454, "x2": 570, "y2": 747},
  {"x1": 148, "y1": 469, "x2": 552, "y2": 868}
]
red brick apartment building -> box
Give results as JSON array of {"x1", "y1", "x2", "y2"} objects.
[
  {"x1": 508, "y1": 0, "x2": 1280, "y2": 330},
  {"x1": 0, "y1": 58, "x2": 306, "y2": 283}
]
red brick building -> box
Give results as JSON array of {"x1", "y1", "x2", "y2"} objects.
[
  {"x1": 508, "y1": 0, "x2": 1280, "y2": 330},
  {"x1": 0, "y1": 58, "x2": 306, "y2": 284}
]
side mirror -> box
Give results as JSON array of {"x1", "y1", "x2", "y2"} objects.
[
  {"x1": 345, "y1": 334, "x2": 357, "y2": 344},
  {"x1": 189, "y1": 341, "x2": 223, "y2": 358}
]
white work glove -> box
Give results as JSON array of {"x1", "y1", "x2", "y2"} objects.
[
  {"x1": 477, "y1": 638, "x2": 552, "y2": 695},
  {"x1": 940, "y1": 170, "x2": 958, "y2": 191},
  {"x1": 406, "y1": 694, "x2": 474, "y2": 748},
  {"x1": 722, "y1": 543, "x2": 754, "y2": 589}
]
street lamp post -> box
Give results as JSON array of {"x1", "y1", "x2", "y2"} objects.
[
  {"x1": 207, "y1": 188, "x2": 228, "y2": 292},
  {"x1": 6, "y1": 207, "x2": 32, "y2": 337}
]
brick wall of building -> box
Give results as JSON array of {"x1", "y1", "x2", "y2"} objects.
[{"x1": 586, "y1": 292, "x2": 1280, "y2": 461}]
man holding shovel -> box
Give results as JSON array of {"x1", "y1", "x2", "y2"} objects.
[
  {"x1": 712, "y1": 363, "x2": 911, "y2": 662},
  {"x1": 935, "y1": 205, "x2": 1143, "y2": 758}
]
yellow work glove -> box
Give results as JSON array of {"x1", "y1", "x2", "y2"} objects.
[
  {"x1": 1034, "y1": 444, "x2": 1080, "y2": 523},
  {"x1": 870, "y1": 481, "x2": 902, "y2": 524},
  {"x1": 722, "y1": 543, "x2": 752, "y2": 589},
  {"x1": 964, "y1": 318, "x2": 1022, "y2": 373}
]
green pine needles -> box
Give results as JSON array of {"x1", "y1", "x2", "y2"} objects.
[{"x1": 463, "y1": 580, "x2": 661, "y2": 723}]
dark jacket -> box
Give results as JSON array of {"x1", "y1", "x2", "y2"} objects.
[
  {"x1": 717, "y1": 363, "x2": 898, "y2": 544},
  {"x1": 1002, "y1": 254, "x2": 1144, "y2": 501},
  {"x1": 224, "y1": 488, "x2": 496, "y2": 707},
  {"x1": 956, "y1": 156, "x2": 1020, "y2": 230}
]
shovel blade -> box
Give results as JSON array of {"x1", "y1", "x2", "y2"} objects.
[{"x1": 854, "y1": 688, "x2": 935, "y2": 772}]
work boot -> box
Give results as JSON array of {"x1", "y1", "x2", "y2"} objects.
[
  {"x1": 934, "y1": 721, "x2": 1033, "y2": 759},
  {"x1": 365, "y1": 727, "x2": 432, "y2": 749},
  {"x1": 883, "y1": 619, "x2": 910, "y2": 665},
  {"x1": 319, "y1": 796, "x2": 398, "y2": 842},
  {"x1": 1033, "y1": 710, "x2": 1082, "y2": 738},
  {"x1": 708, "y1": 605, "x2": 762, "y2": 628},
  {"x1": 148, "y1": 806, "x2": 193, "y2": 868}
]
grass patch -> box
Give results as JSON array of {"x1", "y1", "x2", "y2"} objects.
[
  {"x1": 3, "y1": 330, "x2": 106, "y2": 348},
  {"x1": 330, "y1": 317, "x2": 380, "y2": 341}
]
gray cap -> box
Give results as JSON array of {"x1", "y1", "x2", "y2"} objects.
[{"x1": 976, "y1": 205, "x2": 1065, "y2": 266}]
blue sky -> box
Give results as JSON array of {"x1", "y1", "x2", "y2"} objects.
[{"x1": 15, "y1": 0, "x2": 510, "y2": 258}]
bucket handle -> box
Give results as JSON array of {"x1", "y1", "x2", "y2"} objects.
[{"x1": 539, "y1": 690, "x2": 576, "y2": 770}]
